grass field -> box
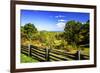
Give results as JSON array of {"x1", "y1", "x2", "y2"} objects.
[{"x1": 21, "y1": 53, "x2": 39, "y2": 63}]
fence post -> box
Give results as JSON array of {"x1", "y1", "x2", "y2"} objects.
[
  {"x1": 45, "y1": 48, "x2": 50, "y2": 61},
  {"x1": 28, "y1": 44, "x2": 31, "y2": 56},
  {"x1": 77, "y1": 50, "x2": 81, "y2": 60}
]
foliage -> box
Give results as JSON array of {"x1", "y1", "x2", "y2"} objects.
[
  {"x1": 64, "y1": 20, "x2": 89, "y2": 47},
  {"x1": 64, "y1": 20, "x2": 82, "y2": 45},
  {"x1": 23, "y1": 23, "x2": 37, "y2": 39},
  {"x1": 21, "y1": 23, "x2": 38, "y2": 45},
  {"x1": 79, "y1": 21, "x2": 89, "y2": 45}
]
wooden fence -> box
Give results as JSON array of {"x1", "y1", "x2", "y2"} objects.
[{"x1": 21, "y1": 45, "x2": 89, "y2": 62}]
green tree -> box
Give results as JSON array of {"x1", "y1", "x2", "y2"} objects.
[
  {"x1": 64, "y1": 20, "x2": 82, "y2": 45},
  {"x1": 79, "y1": 20, "x2": 89, "y2": 46},
  {"x1": 24, "y1": 23, "x2": 37, "y2": 39},
  {"x1": 21, "y1": 23, "x2": 38, "y2": 46},
  {"x1": 21, "y1": 26, "x2": 29, "y2": 45}
]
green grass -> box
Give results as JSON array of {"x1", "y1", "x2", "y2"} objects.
[{"x1": 21, "y1": 53, "x2": 39, "y2": 63}]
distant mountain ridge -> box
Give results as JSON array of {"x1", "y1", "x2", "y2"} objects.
[{"x1": 39, "y1": 30, "x2": 64, "y2": 32}]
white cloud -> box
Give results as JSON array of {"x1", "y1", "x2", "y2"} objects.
[
  {"x1": 55, "y1": 15, "x2": 65, "y2": 18},
  {"x1": 56, "y1": 22, "x2": 65, "y2": 29},
  {"x1": 58, "y1": 19, "x2": 66, "y2": 22}
]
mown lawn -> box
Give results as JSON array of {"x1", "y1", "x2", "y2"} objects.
[{"x1": 21, "y1": 54, "x2": 39, "y2": 63}]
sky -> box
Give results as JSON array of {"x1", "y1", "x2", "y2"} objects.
[{"x1": 20, "y1": 10, "x2": 89, "y2": 31}]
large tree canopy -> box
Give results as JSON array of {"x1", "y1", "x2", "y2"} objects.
[
  {"x1": 64, "y1": 20, "x2": 89, "y2": 46},
  {"x1": 64, "y1": 20, "x2": 82, "y2": 45},
  {"x1": 21, "y1": 23, "x2": 38, "y2": 41},
  {"x1": 24, "y1": 23, "x2": 37, "y2": 37}
]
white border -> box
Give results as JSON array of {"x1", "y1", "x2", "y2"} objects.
[{"x1": 16, "y1": 4, "x2": 94, "y2": 69}]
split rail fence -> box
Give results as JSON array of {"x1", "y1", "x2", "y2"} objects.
[{"x1": 21, "y1": 45, "x2": 89, "y2": 62}]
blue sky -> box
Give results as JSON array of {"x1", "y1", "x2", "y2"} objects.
[{"x1": 21, "y1": 10, "x2": 89, "y2": 31}]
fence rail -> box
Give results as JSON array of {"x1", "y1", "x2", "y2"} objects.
[{"x1": 21, "y1": 45, "x2": 89, "y2": 62}]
